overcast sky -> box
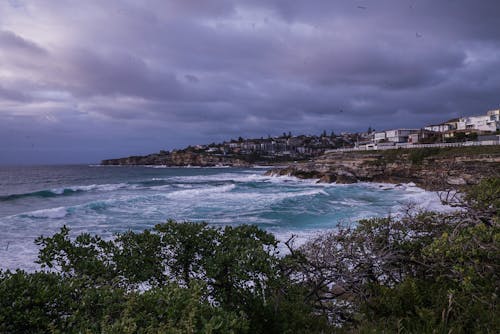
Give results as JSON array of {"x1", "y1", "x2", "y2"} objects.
[{"x1": 1, "y1": 0, "x2": 499, "y2": 164}]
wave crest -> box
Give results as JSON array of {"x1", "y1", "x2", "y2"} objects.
[{"x1": 0, "y1": 183, "x2": 127, "y2": 202}]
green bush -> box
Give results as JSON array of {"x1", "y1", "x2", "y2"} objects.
[
  {"x1": 408, "y1": 147, "x2": 441, "y2": 164},
  {"x1": 2, "y1": 222, "x2": 329, "y2": 333}
]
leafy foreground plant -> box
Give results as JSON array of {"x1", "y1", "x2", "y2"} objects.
[
  {"x1": 0, "y1": 178, "x2": 498, "y2": 333},
  {"x1": 0, "y1": 223, "x2": 328, "y2": 334}
]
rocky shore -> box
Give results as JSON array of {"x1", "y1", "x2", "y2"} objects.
[
  {"x1": 102, "y1": 146, "x2": 500, "y2": 191},
  {"x1": 265, "y1": 146, "x2": 500, "y2": 191}
]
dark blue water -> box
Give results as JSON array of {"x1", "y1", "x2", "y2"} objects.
[{"x1": 0, "y1": 165, "x2": 448, "y2": 270}]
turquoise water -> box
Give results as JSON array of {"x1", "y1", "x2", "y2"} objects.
[{"x1": 0, "y1": 165, "x2": 448, "y2": 271}]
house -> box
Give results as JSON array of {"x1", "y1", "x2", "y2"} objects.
[
  {"x1": 408, "y1": 130, "x2": 436, "y2": 144},
  {"x1": 457, "y1": 109, "x2": 500, "y2": 132},
  {"x1": 487, "y1": 109, "x2": 500, "y2": 130},
  {"x1": 425, "y1": 123, "x2": 452, "y2": 133},
  {"x1": 488, "y1": 109, "x2": 500, "y2": 118},
  {"x1": 241, "y1": 141, "x2": 259, "y2": 152},
  {"x1": 385, "y1": 129, "x2": 420, "y2": 143},
  {"x1": 373, "y1": 131, "x2": 387, "y2": 142},
  {"x1": 425, "y1": 118, "x2": 459, "y2": 133}
]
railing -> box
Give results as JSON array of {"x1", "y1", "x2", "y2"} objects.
[{"x1": 325, "y1": 140, "x2": 500, "y2": 153}]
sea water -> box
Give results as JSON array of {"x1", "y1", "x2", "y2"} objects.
[{"x1": 0, "y1": 165, "x2": 450, "y2": 271}]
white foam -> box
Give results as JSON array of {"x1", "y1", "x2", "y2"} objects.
[
  {"x1": 170, "y1": 173, "x2": 267, "y2": 183},
  {"x1": 25, "y1": 206, "x2": 69, "y2": 219},
  {"x1": 169, "y1": 171, "x2": 329, "y2": 185},
  {"x1": 165, "y1": 184, "x2": 237, "y2": 198},
  {"x1": 50, "y1": 183, "x2": 129, "y2": 194}
]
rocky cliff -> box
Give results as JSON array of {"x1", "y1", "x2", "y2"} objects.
[
  {"x1": 101, "y1": 151, "x2": 251, "y2": 167},
  {"x1": 266, "y1": 146, "x2": 500, "y2": 190}
]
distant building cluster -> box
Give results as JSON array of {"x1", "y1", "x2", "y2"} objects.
[
  {"x1": 167, "y1": 109, "x2": 500, "y2": 159},
  {"x1": 176, "y1": 132, "x2": 360, "y2": 159},
  {"x1": 207, "y1": 133, "x2": 360, "y2": 158},
  {"x1": 356, "y1": 109, "x2": 500, "y2": 150}
]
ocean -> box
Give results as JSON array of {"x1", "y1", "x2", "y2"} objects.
[{"x1": 0, "y1": 165, "x2": 450, "y2": 271}]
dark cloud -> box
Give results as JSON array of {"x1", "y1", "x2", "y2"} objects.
[
  {"x1": 0, "y1": 85, "x2": 30, "y2": 102},
  {"x1": 0, "y1": 30, "x2": 47, "y2": 55},
  {"x1": 0, "y1": 0, "x2": 499, "y2": 164}
]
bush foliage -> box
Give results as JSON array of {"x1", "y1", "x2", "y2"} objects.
[{"x1": 0, "y1": 178, "x2": 498, "y2": 333}]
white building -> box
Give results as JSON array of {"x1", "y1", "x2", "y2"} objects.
[
  {"x1": 457, "y1": 109, "x2": 500, "y2": 132},
  {"x1": 373, "y1": 131, "x2": 387, "y2": 142},
  {"x1": 487, "y1": 109, "x2": 500, "y2": 125},
  {"x1": 385, "y1": 129, "x2": 420, "y2": 143},
  {"x1": 425, "y1": 118, "x2": 459, "y2": 133},
  {"x1": 425, "y1": 123, "x2": 452, "y2": 133}
]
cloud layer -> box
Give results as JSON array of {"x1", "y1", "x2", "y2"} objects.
[{"x1": 1, "y1": 0, "x2": 499, "y2": 164}]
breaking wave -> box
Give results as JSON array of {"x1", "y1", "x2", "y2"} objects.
[{"x1": 0, "y1": 183, "x2": 128, "y2": 202}]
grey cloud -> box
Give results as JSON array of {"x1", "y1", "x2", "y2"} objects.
[
  {"x1": 61, "y1": 49, "x2": 183, "y2": 99},
  {"x1": 0, "y1": 30, "x2": 47, "y2": 55},
  {"x1": 0, "y1": 85, "x2": 30, "y2": 102},
  {"x1": 185, "y1": 74, "x2": 200, "y2": 83},
  {"x1": 0, "y1": 0, "x2": 499, "y2": 164}
]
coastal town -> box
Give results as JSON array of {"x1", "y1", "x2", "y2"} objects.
[
  {"x1": 176, "y1": 108, "x2": 500, "y2": 158},
  {"x1": 102, "y1": 108, "x2": 500, "y2": 166}
]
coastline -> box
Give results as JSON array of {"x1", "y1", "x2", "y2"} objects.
[
  {"x1": 100, "y1": 146, "x2": 500, "y2": 191},
  {"x1": 263, "y1": 146, "x2": 500, "y2": 191}
]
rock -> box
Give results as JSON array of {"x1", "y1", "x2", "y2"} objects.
[
  {"x1": 447, "y1": 176, "x2": 467, "y2": 185},
  {"x1": 335, "y1": 174, "x2": 358, "y2": 184},
  {"x1": 317, "y1": 175, "x2": 336, "y2": 183}
]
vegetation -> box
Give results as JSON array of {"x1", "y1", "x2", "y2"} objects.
[
  {"x1": 445, "y1": 132, "x2": 478, "y2": 143},
  {"x1": 0, "y1": 178, "x2": 498, "y2": 333},
  {"x1": 358, "y1": 145, "x2": 500, "y2": 166},
  {"x1": 408, "y1": 147, "x2": 441, "y2": 164}
]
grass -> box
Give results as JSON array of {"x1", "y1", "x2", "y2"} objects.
[{"x1": 350, "y1": 145, "x2": 500, "y2": 166}]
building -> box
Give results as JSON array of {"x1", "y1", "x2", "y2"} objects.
[
  {"x1": 425, "y1": 123, "x2": 452, "y2": 133},
  {"x1": 373, "y1": 131, "x2": 387, "y2": 142},
  {"x1": 425, "y1": 118, "x2": 459, "y2": 133},
  {"x1": 487, "y1": 109, "x2": 500, "y2": 128},
  {"x1": 408, "y1": 130, "x2": 436, "y2": 144},
  {"x1": 457, "y1": 109, "x2": 500, "y2": 132},
  {"x1": 385, "y1": 129, "x2": 420, "y2": 143}
]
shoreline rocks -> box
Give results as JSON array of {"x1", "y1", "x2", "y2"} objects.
[{"x1": 265, "y1": 147, "x2": 500, "y2": 191}]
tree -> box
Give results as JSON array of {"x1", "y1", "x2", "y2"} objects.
[
  {"x1": 5, "y1": 222, "x2": 331, "y2": 333},
  {"x1": 296, "y1": 177, "x2": 500, "y2": 332}
]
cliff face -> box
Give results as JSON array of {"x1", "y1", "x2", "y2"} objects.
[
  {"x1": 101, "y1": 151, "x2": 250, "y2": 167},
  {"x1": 266, "y1": 146, "x2": 500, "y2": 190}
]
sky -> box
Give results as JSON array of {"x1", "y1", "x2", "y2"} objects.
[{"x1": 1, "y1": 0, "x2": 499, "y2": 164}]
